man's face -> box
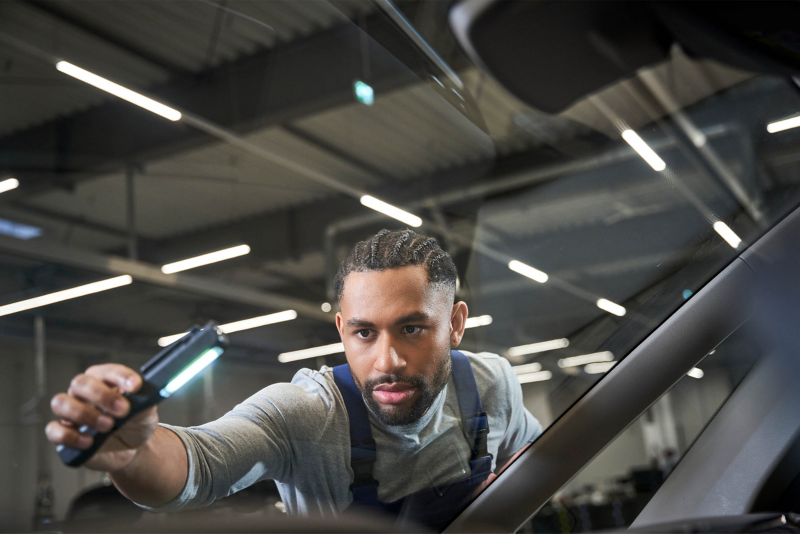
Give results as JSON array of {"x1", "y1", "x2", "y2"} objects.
[{"x1": 335, "y1": 266, "x2": 467, "y2": 426}]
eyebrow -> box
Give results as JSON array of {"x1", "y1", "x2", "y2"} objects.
[{"x1": 346, "y1": 311, "x2": 432, "y2": 328}]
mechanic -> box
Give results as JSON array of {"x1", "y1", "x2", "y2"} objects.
[{"x1": 46, "y1": 229, "x2": 542, "y2": 529}]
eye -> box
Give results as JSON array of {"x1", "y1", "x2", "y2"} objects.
[
  {"x1": 403, "y1": 325, "x2": 421, "y2": 334},
  {"x1": 356, "y1": 329, "x2": 371, "y2": 339}
]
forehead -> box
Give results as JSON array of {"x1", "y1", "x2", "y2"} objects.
[{"x1": 339, "y1": 266, "x2": 449, "y2": 318}]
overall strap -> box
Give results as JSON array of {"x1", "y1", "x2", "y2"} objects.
[
  {"x1": 450, "y1": 350, "x2": 491, "y2": 461},
  {"x1": 332, "y1": 364, "x2": 379, "y2": 500}
]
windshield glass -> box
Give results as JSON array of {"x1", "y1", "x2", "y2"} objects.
[{"x1": 4, "y1": 1, "x2": 800, "y2": 532}]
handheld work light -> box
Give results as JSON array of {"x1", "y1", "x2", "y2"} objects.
[{"x1": 57, "y1": 321, "x2": 228, "y2": 467}]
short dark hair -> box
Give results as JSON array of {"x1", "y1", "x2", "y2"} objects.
[{"x1": 334, "y1": 229, "x2": 458, "y2": 302}]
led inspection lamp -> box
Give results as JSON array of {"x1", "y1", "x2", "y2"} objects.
[{"x1": 57, "y1": 321, "x2": 229, "y2": 467}]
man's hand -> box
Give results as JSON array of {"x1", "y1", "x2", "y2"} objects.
[{"x1": 46, "y1": 364, "x2": 159, "y2": 473}]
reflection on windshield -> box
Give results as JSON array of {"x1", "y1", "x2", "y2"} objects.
[{"x1": 3, "y1": 1, "x2": 800, "y2": 533}]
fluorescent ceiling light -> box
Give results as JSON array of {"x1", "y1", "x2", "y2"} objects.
[
  {"x1": 465, "y1": 315, "x2": 493, "y2": 328},
  {"x1": 508, "y1": 260, "x2": 548, "y2": 283},
  {"x1": 597, "y1": 298, "x2": 626, "y2": 317},
  {"x1": 0, "y1": 219, "x2": 42, "y2": 240},
  {"x1": 512, "y1": 362, "x2": 542, "y2": 375},
  {"x1": 517, "y1": 370, "x2": 552, "y2": 384},
  {"x1": 278, "y1": 342, "x2": 344, "y2": 363},
  {"x1": 160, "y1": 347, "x2": 223, "y2": 398},
  {"x1": 360, "y1": 195, "x2": 422, "y2": 227},
  {"x1": 158, "y1": 310, "x2": 297, "y2": 347},
  {"x1": 712, "y1": 221, "x2": 742, "y2": 249},
  {"x1": 621, "y1": 130, "x2": 666, "y2": 171},
  {"x1": 0, "y1": 275, "x2": 132, "y2": 318},
  {"x1": 584, "y1": 361, "x2": 617, "y2": 374},
  {"x1": 687, "y1": 367, "x2": 704, "y2": 379},
  {"x1": 161, "y1": 244, "x2": 251, "y2": 274},
  {"x1": 56, "y1": 61, "x2": 181, "y2": 121},
  {"x1": 0, "y1": 178, "x2": 19, "y2": 194},
  {"x1": 767, "y1": 116, "x2": 800, "y2": 133},
  {"x1": 507, "y1": 338, "x2": 569, "y2": 357},
  {"x1": 558, "y1": 351, "x2": 614, "y2": 368}
]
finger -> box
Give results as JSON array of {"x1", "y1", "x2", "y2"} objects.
[
  {"x1": 85, "y1": 364, "x2": 142, "y2": 393},
  {"x1": 50, "y1": 393, "x2": 114, "y2": 432},
  {"x1": 45, "y1": 421, "x2": 93, "y2": 450},
  {"x1": 68, "y1": 373, "x2": 129, "y2": 417}
]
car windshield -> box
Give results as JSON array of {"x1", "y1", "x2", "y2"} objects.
[{"x1": 4, "y1": 1, "x2": 800, "y2": 532}]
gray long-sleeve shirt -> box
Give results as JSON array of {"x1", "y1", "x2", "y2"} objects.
[{"x1": 143, "y1": 351, "x2": 542, "y2": 517}]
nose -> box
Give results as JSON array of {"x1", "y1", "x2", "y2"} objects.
[{"x1": 373, "y1": 334, "x2": 405, "y2": 375}]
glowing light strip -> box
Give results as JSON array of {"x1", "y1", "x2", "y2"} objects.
[
  {"x1": 508, "y1": 260, "x2": 548, "y2": 283},
  {"x1": 0, "y1": 275, "x2": 132, "y2": 317},
  {"x1": 0, "y1": 178, "x2": 19, "y2": 194},
  {"x1": 360, "y1": 195, "x2": 422, "y2": 227},
  {"x1": 767, "y1": 116, "x2": 800, "y2": 133},
  {"x1": 465, "y1": 315, "x2": 493, "y2": 328},
  {"x1": 621, "y1": 130, "x2": 666, "y2": 171},
  {"x1": 160, "y1": 347, "x2": 223, "y2": 397},
  {"x1": 687, "y1": 367, "x2": 704, "y2": 379},
  {"x1": 158, "y1": 310, "x2": 297, "y2": 347},
  {"x1": 278, "y1": 342, "x2": 344, "y2": 363},
  {"x1": 713, "y1": 221, "x2": 742, "y2": 249},
  {"x1": 507, "y1": 338, "x2": 569, "y2": 357},
  {"x1": 558, "y1": 351, "x2": 614, "y2": 368},
  {"x1": 56, "y1": 61, "x2": 181, "y2": 121},
  {"x1": 517, "y1": 370, "x2": 552, "y2": 384},
  {"x1": 161, "y1": 244, "x2": 251, "y2": 274},
  {"x1": 597, "y1": 298, "x2": 626, "y2": 317},
  {"x1": 584, "y1": 361, "x2": 617, "y2": 374},
  {"x1": 512, "y1": 362, "x2": 542, "y2": 375}
]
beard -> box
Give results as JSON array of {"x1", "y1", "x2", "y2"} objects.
[{"x1": 352, "y1": 346, "x2": 452, "y2": 426}]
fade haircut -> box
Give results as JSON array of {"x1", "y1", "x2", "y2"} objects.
[{"x1": 334, "y1": 229, "x2": 458, "y2": 302}]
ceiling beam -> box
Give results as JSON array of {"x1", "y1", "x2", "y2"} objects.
[{"x1": 0, "y1": 234, "x2": 331, "y2": 322}]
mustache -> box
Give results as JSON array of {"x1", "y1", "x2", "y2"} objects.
[{"x1": 364, "y1": 373, "x2": 426, "y2": 390}]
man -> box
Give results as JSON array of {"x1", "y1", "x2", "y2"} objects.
[{"x1": 46, "y1": 229, "x2": 542, "y2": 529}]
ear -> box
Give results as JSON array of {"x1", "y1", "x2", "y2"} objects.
[
  {"x1": 450, "y1": 301, "x2": 468, "y2": 347},
  {"x1": 335, "y1": 312, "x2": 344, "y2": 339}
]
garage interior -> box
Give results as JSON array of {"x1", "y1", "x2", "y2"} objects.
[{"x1": 2, "y1": 1, "x2": 800, "y2": 531}]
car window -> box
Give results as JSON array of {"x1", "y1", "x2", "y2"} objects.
[
  {"x1": 519, "y1": 323, "x2": 763, "y2": 533},
  {"x1": 4, "y1": 2, "x2": 800, "y2": 532}
]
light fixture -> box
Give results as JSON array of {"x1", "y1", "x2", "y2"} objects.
[
  {"x1": 512, "y1": 362, "x2": 542, "y2": 375},
  {"x1": 507, "y1": 338, "x2": 569, "y2": 357},
  {"x1": 160, "y1": 347, "x2": 224, "y2": 397},
  {"x1": 56, "y1": 61, "x2": 181, "y2": 121},
  {"x1": 354, "y1": 81, "x2": 375, "y2": 106},
  {"x1": 621, "y1": 130, "x2": 666, "y2": 171},
  {"x1": 517, "y1": 370, "x2": 553, "y2": 384},
  {"x1": 558, "y1": 351, "x2": 614, "y2": 368},
  {"x1": 687, "y1": 367, "x2": 704, "y2": 379},
  {"x1": 584, "y1": 361, "x2": 617, "y2": 374},
  {"x1": 464, "y1": 315, "x2": 493, "y2": 329},
  {"x1": 360, "y1": 195, "x2": 422, "y2": 227},
  {"x1": 161, "y1": 244, "x2": 251, "y2": 274},
  {"x1": 0, "y1": 218, "x2": 42, "y2": 240},
  {"x1": 508, "y1": 260, "x2": 548, "y2": 284},
  {"x1": 278, "y1": 342, "x2": 344, "y2": 363},
  {"x1": 158, "y1": 310, "x2": 297, "y2": 347},
  {"x1": 767, "y1": 116, "x2": 800, "y2": 134},
  {"x1": 321, "y1": 302, "x2": 332, "y2": 313},
  {"x1": 597, "y1": 298, "x2": 626, "y2": 317},
  {"x1": 0, "y1": 178, "x2": 19, "y2": 194},
  {"x1": 712, "y1": 221, "x2": 742, "y2": 249},
  {"x1": 0, "y1": 275, "x2": 132, "y2": 318}
]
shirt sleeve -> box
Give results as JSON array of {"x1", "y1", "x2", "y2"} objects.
[
  {"x1": 495, "y1": 358, "x2": 543, "y2": 467},
  {"x1": 137, "y1": 368, "x2": 337, "y2": 513}
]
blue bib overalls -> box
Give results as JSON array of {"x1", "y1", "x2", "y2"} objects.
[{"x1": 331, "y1": 350, "x2": 493, "y2": 531}]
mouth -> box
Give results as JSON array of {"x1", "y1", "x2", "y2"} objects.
[{"x1": 371, "y1": 383, "x2": 416, "y2": 405}]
